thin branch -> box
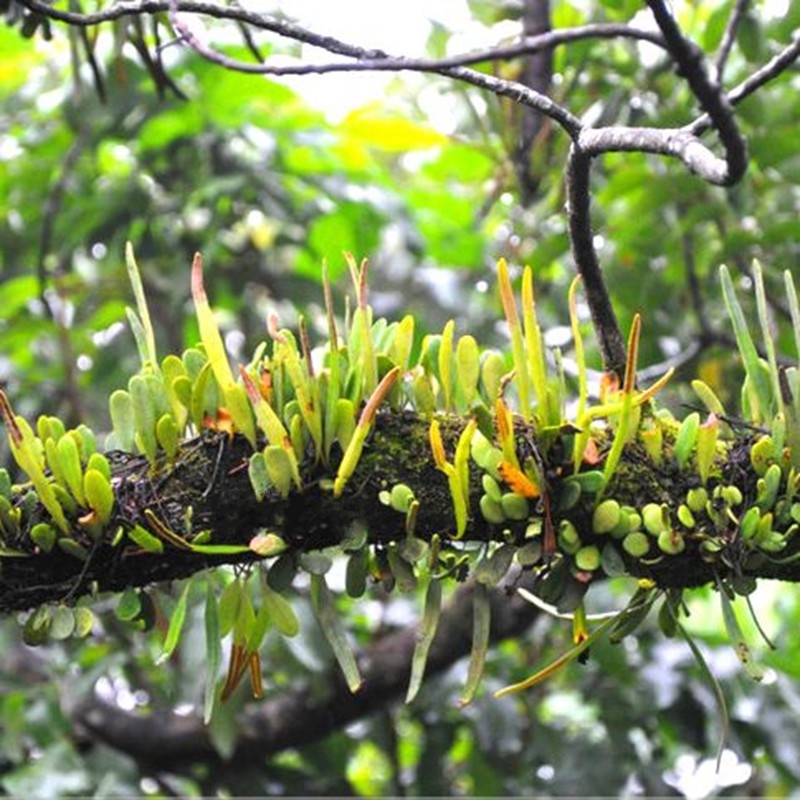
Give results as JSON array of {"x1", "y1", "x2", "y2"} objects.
[
  {"x1": 20, "y1": 0, "x2": 796, "y2": 157},
  {"x1": 514, "y1": 0, "x2": 554, "y2": 206},
  {"x1": 645, "y1": 0, "x2": 747, "y2": 186},
  {"x1": 713, "y1": 0, "x2": 750, "y2": 84},
  {"x1": 165, "y1": 20, "x2": 666, "y2": 76},
  {"x1": 75, "y1": 7, "x2": 107, "y2": 102},
  {"x1": 690, "y1": 34, "x2": 800, "y2": 135},
  {"x1": 565, "y1": 145, "x2": 626, "y2": 377},
  {"x1": 440, "y1": 65, "x2": 581, "y2": 137},
  {"x1": 163, "y1": 0, "x2": 583, "y2": 136},
  {"x1": 17, "y1": 0, "x2": 388, "y2": 59},
  {"x1": 18, "y1": 0, "x2": 665, "y2": 59}
]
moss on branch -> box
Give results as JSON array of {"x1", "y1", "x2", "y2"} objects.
[
  {"x1": 0, "y1": 406, "x2": 797, "y2": 615},
  {"x1": 1, "y1": 250, "x2": 799, "y2": 700}
]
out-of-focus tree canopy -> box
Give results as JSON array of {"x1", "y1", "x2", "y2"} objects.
[{"x1": 1, "y1": 1, "x2": 800, "y2": 796}]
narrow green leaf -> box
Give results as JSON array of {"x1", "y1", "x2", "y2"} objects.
[
  {"x1": 497, "y1": 259, "x2": 531, "y2": 418},
  {"x1": 522, "y1": 266, "x2": 552, "y2": 425},
  {"x1": 57, "y1": 435, "x2": 85, "y2": 506},
  {"x1": 753, "y1": 261, "x2": 785, "y2": 420},
  {"x1": 439, "y1": 320, "x2": 455, "y2": 412},
  {"x1": 125, "y1": 308, "x2": 153, "y2": 372},
  {"x1": 261, "y1": 579, "x2": 300, "y2": 637},
  {"x1": 188, "y1": 542, "x2": 251, "y2": 555},
  {"x1": 87, "y1": 452, "x2": 112, "y2": 482},
  {"x1": 456, "y1": 334, "x2": 480, "y2": 409},
  {"x1": 785, "y1": 270, "x2": 800, "y2": 361},
  {"x1": 406, "y1": 578, "x2": 443, "y2": 703},
  {"x1": 157, "y1": 582, "x2": 192, "y2": 665},
  {"x1": 109, "y1": 390, "x2": 135, "y2": 452},
  {"x1": 224, "y1": 383, "x2": 257, "y2": 449},
  {"x1": 720, "y1": 264, "x2": 773, "y2": 422},
  {"x1": 116, "y1": 588, "x2": 142, "y2": 622},
  {"x1": 673, "y1": 411, "x2": 700, "y2": 469},
  {"x1": 496, "y1": 615, "x2": 617, "y2": 698},
  {"x1": 0, "y1": 398, "x2": 69, "y2": 534},
  {"x1": 204, "y1": 581, "x2": 221, "y2": 724},
  {"x1": 248, "y1": 452, "x2": 271, "y2": 501},
  {"x1": 128, "y1": 524, "x2": 164, "y2": 554},
  {"x1": 323, "y1": 347, "x2": 342, "y2": 463},
  {"x1": 156, "y1": 413, "x2": 180, "y2": 463},
  {"x1": 459, "y1": 582, "x2": 491, "y2": 706},
  {"x1": 129, "y1": 374, "x2": 158, "y2": 466},
  {"x1": 311, "y1": 574, "x2": 362, "y2": 692},
  {"x1": 673, "y1": 615, "x2": 729, "y2": 771},
  {"x1": 263, "y1": 445, "x2": 294, "y2": 499},
  {"x1": 691, "y1": 379, "x2": 727, "y2": 418},
  {"x1": 192, "y1": 252, "x2": 235, "y2": 390},
  {"x1": 717, "y1": 577, "x2": 764, "y2": 681},
  {"x1": 218, "y1": 579, "x2": 243, "y2": 638},
  {"x1": 125, "y1": 242, "x2": 158, "y2": 368},
  {"x1": 83, "y1": 468, "x2": 115, "y2": 524}
]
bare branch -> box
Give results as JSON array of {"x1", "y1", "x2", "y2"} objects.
[
  {"x1": 166, "y1": 18, "x2": 666, "y2": 76},
  {"x1": 565, "y1": 145, "x2": 626, "y2": 377},
  {"x1": 514, "y1": 0, "x2": 554, "y2": 206},
  {"x1": 17, "y1": 0, "x2": 387, "y2": 59},
  {"x1": 645, "y1": 0, "x2": 747, "y2": 186},
  {"x1": 713, "y1": 0, "x2": 751, "y2": 84},
  {"x1": 162, "y1": 0, "x2": 584, "y2": 136},
  {"x1": 578, "y1": 126, "x2": 733, "y2": 185},
  {"x1": 17, "y1": 0, "x2": 664, "y2": 60},
  {"x1": 690, "y1": 34, "x2": 800, "y2": 135}
]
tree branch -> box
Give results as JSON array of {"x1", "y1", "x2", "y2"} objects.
[
  {"x1": 578, "y1": 126, "x2": 735, "y2": 185},
  {"x1": 690, "y1": 34, "x2": 800, "y2": 136},
  {"x1": 713, "y1": 0, "x2": 751, "y2": 84},
  {"x1": 2, "y1": 402, "x2": 799, "y2": 619},
  {"x1": 18, "y1": 0, "x2": 666, "y2": 61},
  {"x1": 565, "y1": 145, "x2": 626, "y2": 377},
  {"x1": 645, "y1": 0, "x2": 747, "y2": 186},
  {"x1": 514, "y1": 0, "x2": 554, "y2": 206}
]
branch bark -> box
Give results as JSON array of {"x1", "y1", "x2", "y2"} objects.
[
  {"x1": 514, "y1": 0, "x2": 554, "y2": 206},
  {"x1": 2, "y1": 408, "x2": 798, "y2": 616}
]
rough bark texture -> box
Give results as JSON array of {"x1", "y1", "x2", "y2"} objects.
[{"x1": 1, "y1": 408, "x2": 795, "y2": 614}]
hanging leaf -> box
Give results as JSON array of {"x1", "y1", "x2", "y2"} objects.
[
  {"x1": 261, "y1": 579, "x2": 300, "y2": 637},
  {"x1": 204, "y1": 581, "x2": 222, "y2": 724},
  {"x1": 311, "y1": 574, "x2": 362, "y2": 693},
  {"x1": 406, "y1": 578, "x2": 443, "y2": 703},
  {"x1": 717, "y1": 578, "x2": 765, "y2": 681},
  {"x1": 459, "y1": 582, "x2": 491, "y2": 706},
  {"x1": 156, "y1": 582, "x2": 192, "y2": 665}
]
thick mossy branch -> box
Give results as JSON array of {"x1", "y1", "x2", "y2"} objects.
[
  {"x1": 1, "y1": 409, "x2": 797, "y2": 614},
  {"x1": 1, "y1": 252, "x2": 799, "y2": 712}
]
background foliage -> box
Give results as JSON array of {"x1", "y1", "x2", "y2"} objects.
[{"x1": 2, "y1": 0, "x2": 800, "y2": 795}]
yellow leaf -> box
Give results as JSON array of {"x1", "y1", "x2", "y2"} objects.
[
  {"x1": 497, "y1": 461, "x2": 540, "y2": 499},
  {"x1": 191, "y1": 253, "x2": 234, "y2": 390},
  {"x1": 341, "y1": 103, "x2": 448, "y2": 152}
]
